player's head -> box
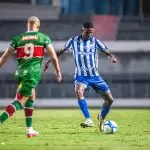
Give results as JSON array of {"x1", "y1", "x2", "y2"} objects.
[
  {"x1": 81, "y1": 22, "x2": 94, "y2": 40},
  {"x1": 27, "y1": 16, "x2": 40, "y2": 31}
]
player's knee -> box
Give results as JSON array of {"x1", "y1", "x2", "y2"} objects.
[
  {"x1": 107, "y1": 98, "x2": 113, "y2": 106},
  {"x1": 15, "y1": 93, "x2": 29, "y2": 106},
  {"x1": 104, "y1": 97, "x2": 113, "y2": 106},
  {"x1": 103, "y1": 92, "x2": 114, "y2": 106},
  {"x1": 75, "y1": 89, "x2": 84, "y2": 99}
]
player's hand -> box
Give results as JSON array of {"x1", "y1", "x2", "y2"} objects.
[
  {"x1": 43, "y1": 60, "x2": 51, "y2": 72},
  {"x1": 55, "y1": 71, "x2": 62, "y2": 82},
  {"x1": 108, "y1": 56, "x2": 117, "y2": 63}
]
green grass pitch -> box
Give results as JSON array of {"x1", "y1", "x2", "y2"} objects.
[{"x1": 0, "y1": 109, "x2": 150, "y2": 150}]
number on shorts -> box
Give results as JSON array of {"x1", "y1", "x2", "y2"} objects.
[{"x1": 24, "y1": 43, "x2": 34, "y2": 59}]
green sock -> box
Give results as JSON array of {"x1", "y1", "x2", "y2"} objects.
[
  {"x1": 0, "y1": 100, "x2": 22, "y2": 123},
  {"x1": 0, "y1": 112, "x2": 9, "y2": 124},
  {"x1": 12, "y1": 100, "x2": 22, "y2": 111},
  {"x1": 24, "y1": 100, "x2": 34, "y2": 127}
]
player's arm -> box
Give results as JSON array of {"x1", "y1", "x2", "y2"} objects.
[
  {"x1": 45, "y1": 44, "x2": 62, "y2": 82},
  {"x1": 44, "y1": 37, "x2": 73, "y2": 72},
  {"x1": 44, "y1": 48, "x2": 66, "y2": 72},
  {"x1": 102, "y1": 50, "x2": 117, "y2": 63},
  {"x1": 46, "y1": 48, "x2": 65, "y2": 63},
  {"x1": 46, "y1": 37, "x2": 72, "y2": 64},
  {"x1": 0, "y1": 47, "x2": 13, "y2": 67},
  {"x1": 96, "y1": 39, "x2": 117, "y2": 63}
]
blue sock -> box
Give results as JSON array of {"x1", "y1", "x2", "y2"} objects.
[
  {"x1": 78, "y1": 98, "x2": 90, "y2": 119},
  {"x1": 100, "y1": 104, "x2": 111, "y2": 119}
]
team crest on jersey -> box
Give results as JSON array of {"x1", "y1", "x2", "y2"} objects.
[{"x1": 21, "y1": 35, "x2": 38, "y2": 41}]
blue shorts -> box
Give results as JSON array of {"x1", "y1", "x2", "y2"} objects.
[{"x1": 75, "y1": 76, "x2": 110, "y2": 94}]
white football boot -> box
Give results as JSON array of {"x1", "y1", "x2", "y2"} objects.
[
  {"x1": 97, "y1": 114, "x2": 105, "y2": 132},
  {"x1": 80, "y1": 119, "x2": 94, "y2": 128},
  {"x1": 26, "y1": 127, "x2": 39, "y2": 138}
]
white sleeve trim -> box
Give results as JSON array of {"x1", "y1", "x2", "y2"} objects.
[
  {"x1": 46, "y1": 43, "x2": 53, "y2": 49},
  {"x1": 9, "y1": 46, "x2": 16, "y2": 51}
]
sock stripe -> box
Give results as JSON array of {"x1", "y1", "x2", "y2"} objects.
[
  {"x1": 0, "y1": 100, "x2": 21, "y2": 124},
  {"x1": 4, "y1": 111, "x2": 9, "y2": 117},
  {"x1": 25, "y1": 116, "x2": 32, "y2": 118},
  {"x1": 24, "y1": 99, "x2": 34, "y2": 127},
  {"x1": 24, "y1": 107, "x2": 34, "y2": 109}
]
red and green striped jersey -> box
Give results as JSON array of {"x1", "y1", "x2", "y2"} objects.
[{"x1": 10, "y1": 31, "x2": 52, "y2": 69}]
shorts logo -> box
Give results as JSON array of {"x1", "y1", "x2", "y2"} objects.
[
  {"x1": 23, "y1": 70, "x2": 28, "y2": 76},
  {"x1": 15, "y1": 70, "x2": 18, "y2": 76},
  {"x1": 18, "y1": 83, "x2": 22, "y2": 89}
]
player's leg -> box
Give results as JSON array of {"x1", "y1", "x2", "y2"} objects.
[
  {"x1": 0, "y1": 84, "x2": 28, "y2": 124},
  {"x1": 98, "y1": 91, "x2": 114, "y2": 131},
  {"x1": 24, "y1": 88, "x2": 39, "y2": 138},
  {"x1": 24, "y1": 89, "x2": 35, "y2": 128},
  {"x1": 75, "y1": 77, "x2": 94, "y2": 128},
  {"x1": 100, "y1": 92, "x2": 113, "y2": 120},
  {"x1": 91, "y1": 76, "x2": 113, "y2": 131},
  {"x1": 20, "y1": 75, "x2": 40, "y2": 138}
]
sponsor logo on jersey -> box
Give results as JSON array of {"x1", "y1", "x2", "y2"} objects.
[{"x1": 21, "y1": 35, "x2": 38, "y2": 41}]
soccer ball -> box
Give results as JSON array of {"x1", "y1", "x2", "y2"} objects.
[{"x1": 103, "y1": 120, "x2": 118, "y2": 134}]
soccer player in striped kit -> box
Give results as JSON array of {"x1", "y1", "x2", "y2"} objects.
[
  {"x1": 44, "y1": 22, "x2": 117, "y2": 131},
  {"x1": 0, "y1": 16, "x2": 62, "y2": 137}
]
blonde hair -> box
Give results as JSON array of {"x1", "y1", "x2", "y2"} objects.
[{"x1": 27, "y1": 16, "x2": 40, "y2": 27}]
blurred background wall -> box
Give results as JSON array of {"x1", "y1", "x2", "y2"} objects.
[{"x1": 0, "y1": 0, "x2": 150, "y2": 107}]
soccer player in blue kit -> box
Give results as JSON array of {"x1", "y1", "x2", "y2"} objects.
[{"x1": 44, "y1": 22, "x2": 117, "y2": 131}]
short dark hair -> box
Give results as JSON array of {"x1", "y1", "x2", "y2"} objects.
[{"x1": 82, "y1": 22, "x2": 94, "y2": 29}]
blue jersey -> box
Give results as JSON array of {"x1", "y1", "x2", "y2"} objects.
[{"x1": 64, "y1": 35, "x2": 108, "y2": 77}]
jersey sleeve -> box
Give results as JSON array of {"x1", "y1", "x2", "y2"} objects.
[
  {"x1": 9, "y1": 37, "x2": 17, "y2": 50},
  {"x1": 96, "y1": 39, "x2": 108, "y2": 52},
  {"x1": 64, "y1": 38, "x2": 73, "y2": 51},
  {"x1": 44, "y1": 35, "x2": 52, "y2": 48}
]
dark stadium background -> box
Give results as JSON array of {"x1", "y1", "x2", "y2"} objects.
[{"x1": 0, "y1": 0, "x2": 150, "y2": 108}]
